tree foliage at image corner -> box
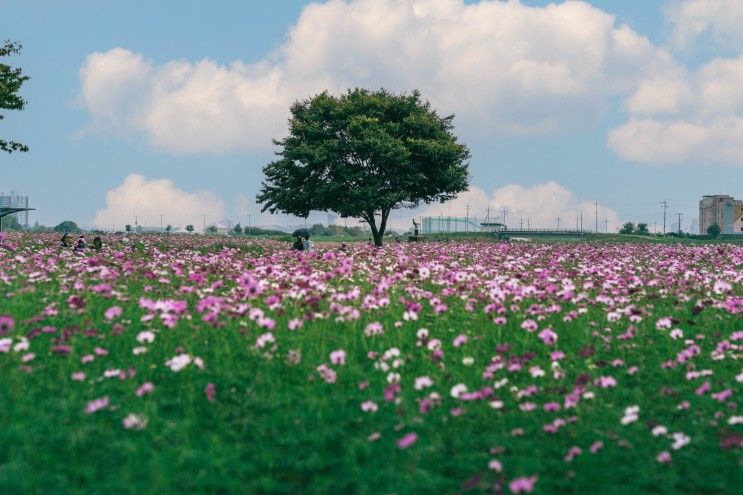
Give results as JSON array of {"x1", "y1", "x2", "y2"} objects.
[
  {"x1": 257, "y1": 88, "x2": 470, "y2": 245},
  {"x1": 0, "y1": 40, "x2": 30, "y2": 153}
]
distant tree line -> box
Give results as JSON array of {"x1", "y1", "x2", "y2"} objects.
[
  {"x1": 619, "y1": 221, "x2": 724, "y2": 239},
  {"x1": 619, "y1": 222, "x2": 650, "y2": 235}
]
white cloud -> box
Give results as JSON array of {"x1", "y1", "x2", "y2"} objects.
[
  {"x1": 666, "y1": 0, "x2": 743, "y2": 48},
  {"x1": 78, "y1": 0, "x2": 674, "y2": 154},
  {"x1": 417, "y1": 182, "x2": 621, "y2": 232},
  {"x1": 609, "y1": 56, "x2": 743, "y2": 165},
  {"x1": 92, "y1": 174, "x2": 225, "y2": 230}
]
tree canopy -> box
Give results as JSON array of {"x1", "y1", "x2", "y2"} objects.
[
  {"x1": 257, "y1": 88, "x2": 470, "y2": 245},
  {"x1": 54, "y1": 221, "x2": 79, "y2": 233},
  {"x1": 619, "y1": 222, "x2": 635, "y2": 235},
  {"x1": 1, "y1": 40, "x2": 29, "y2": 153},
  {"x1": 706, "y1": 223, "x2": 721, "y2": 238}
]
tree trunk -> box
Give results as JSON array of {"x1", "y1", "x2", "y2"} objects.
[{"x1": 362, "y1": 209, "x2": 389, "y2": 247}]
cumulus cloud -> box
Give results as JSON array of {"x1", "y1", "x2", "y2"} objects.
[
  {"x1": 609, "y1": 56, "x2": 743, "y2": 165},
  {"x1": 92, "y1": 174, "x2": 225, "y2": 230},
  {"x1": 666, "y1": 0, "x2": 743, "y2": 48},
  {"x1": 417, "y1": 182, "x2": 621, "y2": 232},
  {"x1": 78, "y1": 0, "x2": 674, "y2": 154}
]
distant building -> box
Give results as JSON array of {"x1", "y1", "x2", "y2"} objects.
[
  {"x1": 699, "y1": 195, "x2": 743, "y2": 234},
  {"x1": 0, "y1": 190, "x2": 30, "y2": 226}
]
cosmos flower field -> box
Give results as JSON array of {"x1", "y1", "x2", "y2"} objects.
[{"x1": 0, "y1": 233, "x2": 741, "y2": 494}]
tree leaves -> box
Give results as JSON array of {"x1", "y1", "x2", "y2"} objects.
[
  {"x1": 0, "y1": 40, "x2": 30, "y2": 154},
  {"x1": 257, "y1": 88, "x2": 470, "y2": 245}
]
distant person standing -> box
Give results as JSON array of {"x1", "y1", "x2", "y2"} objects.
[
  {"x1": 302, "y1": 237, "x2": 314, "y2": 253},
  {"x1": 60, "y1": 233, "x2": 71, "y2": 248},
  {"x1": 92, "y1": 236, "x2": 102, "y2": 252}
]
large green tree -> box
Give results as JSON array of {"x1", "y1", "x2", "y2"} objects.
[
  {"x1": 257, "y1": 89, "x2": 470, "y2": 246},
  {"x1": 1, "y1": 41, "x2": 29, "y2": 153}
]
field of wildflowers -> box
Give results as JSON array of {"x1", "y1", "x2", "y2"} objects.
[{"x1": 0, "y1": 233, "x2": 741, "y2": 494}]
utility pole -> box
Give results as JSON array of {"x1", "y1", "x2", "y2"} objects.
[
  {"x1": 527, "y1": 218, "x2": 531, "y2": 229},
  {"x1": 604, "y1": 218, "x2": 608, "y2": 233},
  {"x1": 677, "y1": 212, "x2": 683, "y2": 234},
  {"x1": 134, "y1": 216, "x2": 138, "y2": 230},
  {"x1": 575, "y1": 214, "x2": 579, "y2": 231},
  {"x1": 202, "y1": 214, "x2": 206, "y2": 233},
  {"x1": 556, "y1": 216, "x2": 561, "y2": 230},
  {"x1": 159, "y1": 214, "x2": 163, "y2": 229},
  {"x1": 594, "y1": 201, "x2": 598, "y2": 233},
  {"x1": 520, "y1": 217, "x2": 523, "y2": 230},
  {"x1": 247, "y1": 214, "x2": 252, "y2": 235},
  {"x1": 465, "y1": 203, "x2": 470, "y2": 233},
  {"x1": 660, "y1": 200, "x2": 668, "y2": 234},
  {"x1": 580, "y1": 211, "x2": 583, "y2": 232},
  {"x1": 502, "y1": 208, "x2": 507, "y2": 227}
]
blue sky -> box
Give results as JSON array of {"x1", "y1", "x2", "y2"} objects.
[{"x1": 2, "y1": 0, "x2": 742, "y2": 232}]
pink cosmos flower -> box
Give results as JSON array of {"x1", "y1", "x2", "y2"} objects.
[
  {"x1": 509, "y1": 475, "x2": 537, "y2": 493},
  {"x1": 595, "y1": 376, "x2": 617, "y2": 388},
  {"x1": 656, "y1": 451, "x2": 671, "y2": 463},
  {"x1": 520, "y1": 319, "x2": 538, "y2": 332},
  {"x1": 550, "y1": 350, "x2": 565, "y2": 361},
  {"x1": 316, "y1": 364, "x2": 337, "y2": 384},
  {"x1": 71, "y1": 371, "x2": 86, "y2": 381},
  {"x1": 538, "y1": 328, "x2": 558, "y2": 346},
  {"x1": 711, "y1": 389, "x2": 733, "y2": 402},
  {"x1": 590, "y1": 440, "x2": 604, "y2": 453},
  {"x1": 695, "y1": 381, "x2": 711, "y2": 396},
  {"x1": 122, "y1": 413, "x2": 147, "y2": 430},
  {"x1": 453, "y1": 334, "x2": 468, "y2": 347},
  {"x1": 85, "y1": 396, "x2": 109, "y2": 414},
  {"x1": 135, "y1": 382, "x2": 154, "y2": 397},
  {"x1": 564, "y1": 446, "x2": 582, "y2": 462},
  {"x1": 205, "y1": 383, "x2": 216, "y2": 402},
  {"x1": 364, "y1": 321, "x2": 384, "y2": 337},
  {"x1": 330, "y1": 349, "x2": 346, "y2": 366},
  {"x1": 396, "y1": 432, "x2": 417, "y2": 449},
  {"x1": 104, "y1": 306, "x2": 122, "y2": 321},
  {"x1": 543, "y1": 402, "x2": 561, "y2": 412},
  {"x1": 0, "y1": 315, "x2": 14, "y2": 335}
]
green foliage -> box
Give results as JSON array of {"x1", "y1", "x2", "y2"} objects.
[
  {"x1": 0, "y1": 40, "x2": 29, "y2": 153},
  {"x1": 707, "y1": 223, "x2": 721, "y2": 238},
  {"x1": 619, "y1": 222, "x2": 635, "y2": 234},
  {"x1": 53, "y1": 220, "x2": 79, "y2": 233},
  {"x1": 165, "y1": 225, "x2": 172, "y2": 233},
  {"x1": 257, "y1": 88, "x2": 471, "y2": 246},
  {"x1": 0, "y1": 214, "x2": 22, "y2": 231},
  {"x1": 635, "y1": 223, "x2": 650, "y2": 235},
  {"x1": 125, "y1": 224, "x2": 131, "y2": 233},
  {"x1": 232, "y1": 223, "x2": 242, "y2": 235},
  {"x1": 205, "y1": 225, "x2": 218, "y2": 235},
  {"x1": 185, "y1": 225, "x2": 194, "y2": 233}
]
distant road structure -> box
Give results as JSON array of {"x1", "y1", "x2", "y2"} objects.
[
  {"x1": 0, "y1": 190, "x2": 31, "y2": 226},
  {"x1": 0, "y1": 207, "x2": 35, "y2": 232}
]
